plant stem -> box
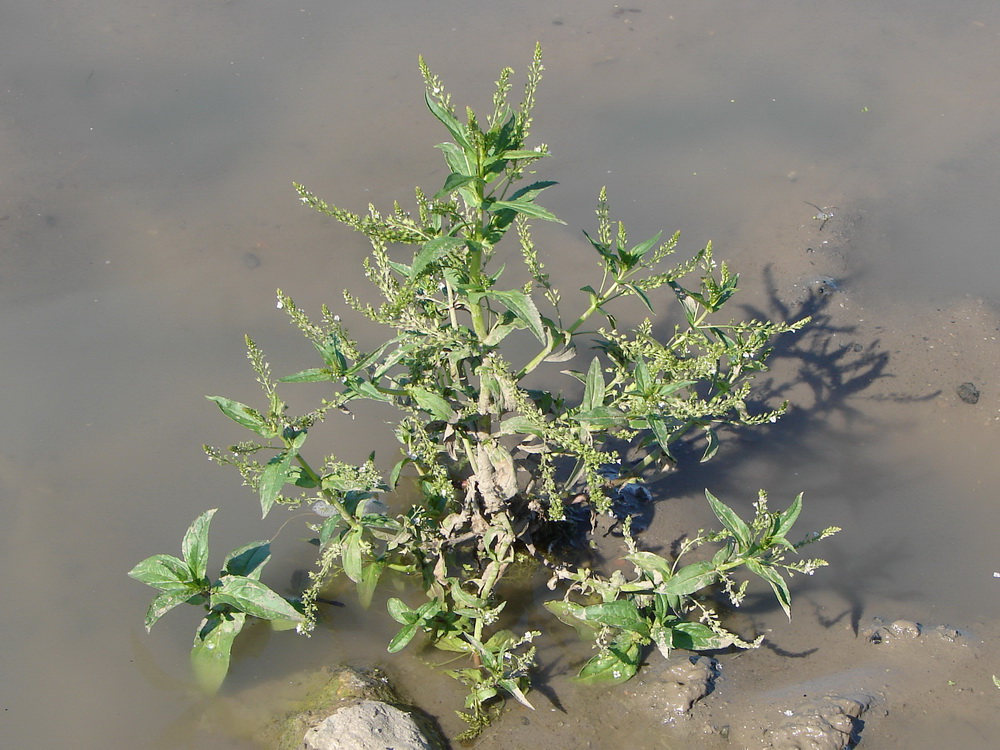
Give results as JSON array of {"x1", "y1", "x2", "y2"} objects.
[
  {"x1": 294, "y1": 454, "x2": 363, "y2": 531},
  {"x1": 517, "y1": 283, "x2": 622, "y2": 379}
]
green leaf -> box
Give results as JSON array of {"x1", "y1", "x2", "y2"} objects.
[
  {"x1": 341, "y1": 528, "x2": 364, "y2": 583},
  {"x1": 700, "y1": 427, "x2": 720, "y2": 462},
  {"x1": 544, "y1": 600, "x2": 602, "y2": 639},
  {"x1": 484, "y1": 313, "x2": 521, "y2": 346},
  {"x1": 259, "y1": 451, "x2": 293, "y2": 518},
  {"x1": 287, "y1": 466, "x2": 317, "y2": 488},
  {"x1": 654, "y1": 379, "x2": 696, "y2": 399},
  {"x1": 646, "y1": 414, "x2": 674, "y2": 453},
  {"x1": 669, "y1": 281, "x2": 702, "y2": 327},
  {"x1": 436, "y1": 142, "x2": 473, "y2": 181},
  {"x1": 582, "y1": 600, "x2": 650, "y2": 638},
  {"x1": 356, "y1": 559, "x2": 385, "y2": 609},
  {"x1": 372, "y1": 339, "x2": 419, "y2": 380},
  {"x1": 543, "y1": 344, "x2": 577, "y2": 363},
  {"x1": 386, "y1": 599, "x2": 442, "y2": 652},
  {"x1": 572, "y1": 405, "x2": 625, "y2": 428},
  {"x1": 574, "y1": 638, "x2": 641, "y2": 684},
  {"x1": 490, "y1": 199, "x2": 565, "y2": 224},
  {"x1": 705, "y1": 490, "x2": 752, "y2": 551},
  {"x1": 580, "y1": 284, "x2": 601, "y2": 306},
  {"x1": 349, "y1": 337, "x2": 400, "y2": 376},
  {"x1": 386, "y1": 597, "x2": 415, "y2": 625},
  {"x1": 582, "y1": 357, "x2": 605, "y2": 411},
  {"x1": 628, "y1": 283, "x2": 655, "y2": 314},
  {"x1": 629, "y1": 231, "x2": 662, "y2": 259},
  {"x1": 409, "y1": 387, "x2": 456, "y2": 421},
  {"x1": 388, "y1": 622, "x2": 420, "y2": 653},
  {"x1": 484, "y1": 629, "x2": 519, "y2": 652},
  {"x1": 181, "y1": 508, "x2": 217, "y2": 582},
  {"x1": 582, "y1": 231, "x2": 612, "y2": 260},
  {"x1": 206, "y1": 396, "x2": 276, "y2": 438},
  {"x1": 497, "y1": 415, "x2": 544, "y2": 437},
  {"x1": 434, "y1": 173, "x2": 479, "y2": 201},
  {"x1": 650, "y1": 623, "x2": 675, "y2": 658},
  {"x1": 269, "y1": 618, "x2": 301, "y2": 633},
  {"x1": 485, "y1": 290, "x2": 545, "y2": 343},
  {"x1": 633, "y1": 357, "x2": 650, "y2": 393},
  {"x1": 318, "y1": 514, "x2": 343, "y2": 545},
  {"x1": 488, "y1": 182, "x2": 559, "y2": 231},
  {"x1": 144, "y1": 588, "x2": 202, "y2": 631},
  {"x1": 671, "y1": 621, "x2": 737, "y2": 651},
  {"x1": 388, "y1": 458, "x2": 411, "y2": 489},
  {"x1": 774, "y1": 492, "x2": 804, "y2": 541},
  {"x1": 424, "y1": 89, "x2": 473, "y2": 152},
  {"x1": 223, "y1": 541, "x2": 271, "y2": 580},
  {"x1": 412, "y1": 236, "x2": 465, "y2": 277},
  {"x1": 624, "y1": 551, "x2": 674, "y2": 582},
  {"x1": 212, "y1": 575, "x2": 304, "y2": 622},
  {"x1": 661, "y1": 561, "x2": 717, "y2": 597},
  {"x1": 128, "y1": 553, "x2": 194, "y2": 591},
  {"x1": 313, "y1": 335, "x2": 348, "y2": 372},
  {"x1": 499, "y1": 679, "x2": 535, "y2": 711},
  {"x1": 507, "y1": 180, "x2": 559, "y2": 203},
  {"x1": 279, "y1": 367, "x2": 331, "y2": 383},
  {"x1": 435, "y1": 633, "x2": 477, "y2": 654},
  {"x1": 191, "y1": 611, "x2": 246, "y2": 694},
  {"x1": 496, "y1": 149, "x2": 548, "y2": 160},
  {"x1": 347, "y1": 378, "x2": 392, "y2": 403},
  {"x1": 386, "y1": 257, "x2": 413, "y2": 275},
  {"x1": 745, "y1": 558, "x2": 792, "y2": 619},
  {"x1": 450, "y1": 581, "x2": 488, "y2": 611}
]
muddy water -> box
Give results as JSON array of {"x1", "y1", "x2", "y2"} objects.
[{"x1": 3, "y1": 1, "x2": 1000, "y2": 748}]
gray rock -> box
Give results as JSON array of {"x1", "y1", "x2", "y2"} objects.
[{"x1": 302, "y1": 700, "x2": 436, "y2": 750}]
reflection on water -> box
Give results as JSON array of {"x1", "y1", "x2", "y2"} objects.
[{"x1": 3, "y1": 1, "x2": 1000, "y2": 747}]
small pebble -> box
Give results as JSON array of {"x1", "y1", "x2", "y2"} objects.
[{"x1": 957, "y1": 382, "x2": 980, "y2": 404}]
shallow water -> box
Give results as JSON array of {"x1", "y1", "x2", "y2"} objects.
[{"x1": 3, "y1": 1, "x2": 1000, "y2": 748}]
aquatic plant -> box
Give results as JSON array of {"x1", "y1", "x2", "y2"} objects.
[{"x1": 129, "y1": 45, "x2": 838, "y2": 737}]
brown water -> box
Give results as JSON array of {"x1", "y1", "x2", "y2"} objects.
[{"x1": 3, "y1": 1, "x2": 1000, "y2": 748}]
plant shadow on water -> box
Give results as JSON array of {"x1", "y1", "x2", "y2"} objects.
[{"x1": 643, "y1": 263, "x2": 939, "y2": 641}]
